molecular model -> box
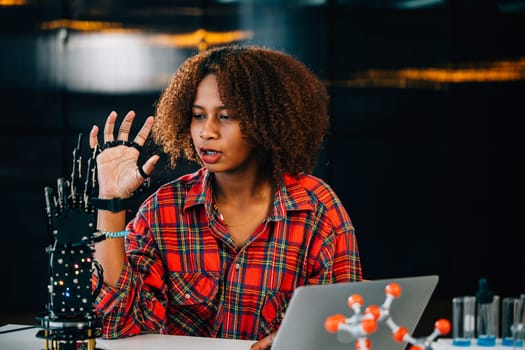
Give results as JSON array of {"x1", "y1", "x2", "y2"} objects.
[{"x1": 324, "y1": 283, "x2": 451, "y2": 350}]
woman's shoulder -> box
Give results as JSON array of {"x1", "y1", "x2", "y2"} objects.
[
  {"x1": 285, "y1": 172, "x2": 339, "y2": 202},
  {"x1": 145, "y1": 167, "x2": 207, "y2": 203},
  {"x1": 158, "y1": 167, "x2": 206, "y2": 188},
  {"x1": 284, "y1": 173, "x2": 352, "y2": 231}
]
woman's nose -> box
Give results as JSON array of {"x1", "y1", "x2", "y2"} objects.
[{"x1": 200, "y1": 117, "x2": 219, "y2": 139}]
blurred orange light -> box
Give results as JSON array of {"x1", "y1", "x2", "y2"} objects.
[
  {"x1": 0, "y1": 0, "x2": 27, "y2": 6},
  {"x1": 40, "y1": 19, "x2": 127, "y2": 32},
  {"x1": 151, "y1": 29, "x2": 255, "y2": 51},
  {"x1": 335, "y1": 58, "x2": 525, "y2": 89}
]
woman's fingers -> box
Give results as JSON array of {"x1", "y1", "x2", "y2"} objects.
[
  {"x1": 97, "y1": 110, "x2": 153, "y2": 153},
  {"x1": 136, "y1": 154, "x2": 160, "y2": 181},
  {"x1": 103, "y1": 111, "x2": 118, "y2": 143},
  {"x1": 250, "y1": 333, "x2": 276, "y2": 350},
  {"x1": 141, "y1": 154, "x2": 160, "y2": 177},
  {"x1": 133, "y1": 116, "x2": 155, "y2": 146},
  {"x1": 89, "y1": 125, "x2": 99, "y2": 149},
  {"x1": 117, "y1": 111, "x2": 136, "y2": 142}
]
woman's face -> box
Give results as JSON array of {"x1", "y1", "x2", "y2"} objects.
[{"x1": 191, "y1": 74, "x2": 257, "y2": 175}]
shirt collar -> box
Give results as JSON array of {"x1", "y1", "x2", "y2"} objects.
[
  {"x1": 269, "y1": 173, "x2": 314, "y2": 221},
  {"x1": 182, "y1": 168, "x2": 314, "y2": 220},
  {"x1": 183, "y1": 168, "x2": 213, "y2": 212}
]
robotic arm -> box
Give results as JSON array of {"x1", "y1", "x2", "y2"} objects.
[{"x1": 37, "y1": 134, "x2": 105, "y2": 350}]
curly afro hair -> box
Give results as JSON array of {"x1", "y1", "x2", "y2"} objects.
[{"x1": 152, "y1": 45, "x2": 330, "y2": 185}]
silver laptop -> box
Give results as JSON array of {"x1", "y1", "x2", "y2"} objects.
[{"x1": 271, "y1": 275, "x2": 439, "y2": 350}]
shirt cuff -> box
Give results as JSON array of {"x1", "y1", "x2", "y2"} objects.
[{"x1": 94, "y1": 263, "x2": 133, "y2": 315}]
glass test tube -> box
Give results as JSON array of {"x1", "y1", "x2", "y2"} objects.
[
  {"x1": 476, "y1": 278, "x2": 497, "y2": 347},
  {"x1": 477, "y1": 298, "x2": 497, "y2": 346},
  {"x1": 453, "y1": 296, "x2": 476, "y2": 347},
  {"x1": 494, "y1": 295, "x2": 500, "y2": 339},
  {"x1": 502, "y1": 297, "x2": 524, "y2": 347}
]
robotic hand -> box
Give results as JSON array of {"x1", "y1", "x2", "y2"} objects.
[{"x1": 37, "y1": 133, "x2": 104, "y2": 350}]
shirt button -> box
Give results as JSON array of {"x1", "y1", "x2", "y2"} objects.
[
  {"x1": 184, "y1": 293, "x2": 191, "y2": 299},
  {"x1": 235, "y1": 263, "x2": 241, "y2": 270}
]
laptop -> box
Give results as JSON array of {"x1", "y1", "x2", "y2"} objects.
[{"x1": 271, "y1": 275, "x2": 439, "y2": 350}]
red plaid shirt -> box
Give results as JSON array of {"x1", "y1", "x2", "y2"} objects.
[{"x1": 94, "y1": 168, "x2": 362, "y2": 339}]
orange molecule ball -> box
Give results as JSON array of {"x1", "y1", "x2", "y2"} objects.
[
  {"x1": 348, "y1": 294, "x2": 364, "y2": 307},
  {"x1": 435, "y1": 318, "x2": 451, "y2": 335},
  {"x1": 365, "y1": 305, "x2": 381, "y2": 320},
  {"x1": 409, "y1": 345, "x2": 424, "y2": 350},
  {"x1": 355, "y1": 338, "x2": 371, "y2": 350},
  {"x1": 361, "y1": 318, "x2": 378, "y2": 334},
  {"x1": 324, "y1": 314, "x2": 346, "y2": 333},
  {"x1": 392, "y1": 326, "x2": 409, "y2": 343},
  {"x1": 385, "y1": 283, "x2": 402, "y2": 298}
]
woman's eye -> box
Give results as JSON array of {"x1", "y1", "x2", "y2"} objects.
[
  {"x1": 219, "y1": 114, "x2": 235, "y2": 120},
  {"x1": 192, "y1": 114, "x2": 205, "y2": 120}
]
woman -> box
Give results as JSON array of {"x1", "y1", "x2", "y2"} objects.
[{"x1": 90, "y1": 45, "x2": 362, "y2": 350}]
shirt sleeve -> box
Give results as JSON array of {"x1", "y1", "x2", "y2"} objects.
[
  {"x1": 307, "y1": 190, "x2": 363, "y2": 285},
  {"x1": 94, "y1": 207, "x2": 168, "y2": 339}
]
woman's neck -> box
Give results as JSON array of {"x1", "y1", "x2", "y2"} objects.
[
  {"x1": 213, "y1": 173, "x2": 272, "y2": 207},
  {"x1": 211, "y1": 172, "x2": 273, "y2": 244}
]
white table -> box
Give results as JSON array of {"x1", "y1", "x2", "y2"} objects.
[
  {"x1": 4, "y1": 323, "x2": 522, "y2": 350},
  {"x1": 0, "y1": 324, "x2": 254, "y2": 350},
  {"x1": 435, "y1": 339, "x2": 524, "y2": 350}
]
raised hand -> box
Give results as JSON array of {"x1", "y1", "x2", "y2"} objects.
[{"x1": 89, "y1": 110, "x2": 159, "y2": 199}]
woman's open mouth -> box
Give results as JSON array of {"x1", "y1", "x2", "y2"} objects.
[{"x1": 200, "y1": 147, "x2": 222, "y2": 164}]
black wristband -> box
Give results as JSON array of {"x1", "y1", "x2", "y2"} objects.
[
  {"x1": 137, "y1": 166, "x2": 150, "y2": 179},
  {"x1": 91, "y1": 197, "x2": 132, "y2": 212}
]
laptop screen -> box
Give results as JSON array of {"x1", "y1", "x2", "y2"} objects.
[{"x1": 271, "y1": 275, "x2": 439, "y2": 350}]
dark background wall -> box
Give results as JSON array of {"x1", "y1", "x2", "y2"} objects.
[{"x1": 1, "y1": 0, "x2": 524, "y2": 335}]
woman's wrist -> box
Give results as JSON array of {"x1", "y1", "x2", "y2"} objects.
[
  {"x1": 98, "y1": 189, "x2": 129, "y2": 200},
  {"x1": 97, "y1": 182, "x2": 133, "y2": 199},
  {"x1": 92, "y1": 197, "x2": 132, "y2": 213},
  {"x1": 97, "y1": 210, "x2": 127, "y2": 232}
]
